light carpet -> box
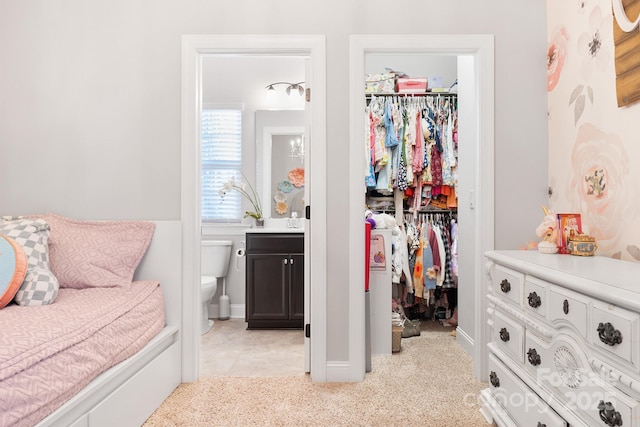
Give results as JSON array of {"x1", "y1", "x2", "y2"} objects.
[{"x1": 144, "y1": 322, "x2": 490, "y2": 427}]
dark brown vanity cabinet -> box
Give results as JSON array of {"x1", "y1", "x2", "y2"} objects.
[{"x1": 245, "y1": 233, "x2": 304, "y2": 329}]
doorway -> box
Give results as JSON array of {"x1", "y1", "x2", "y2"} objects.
[
  {"x1": 348, "y1": 35, "x2": 495, "y2": 381},
  {"x1": 181, "y1": 35, "x2": 327, "y2": 382}
]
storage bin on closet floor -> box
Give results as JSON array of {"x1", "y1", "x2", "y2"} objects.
[{"x1": 392, "y1": 325, "x2": 402, "y2": 353}]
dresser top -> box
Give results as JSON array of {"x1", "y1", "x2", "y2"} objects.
[{"x1": 486, "y1": 250, "x2": 640, "y2": 312}]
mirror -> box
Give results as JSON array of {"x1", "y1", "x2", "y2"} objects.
[{"x1": 255, "y1": 110, "x2": 305, "y2": 218}]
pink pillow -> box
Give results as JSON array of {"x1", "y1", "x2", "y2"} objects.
[
  {"x1": 0, "y1": 235, "x2": 28, "y2": 308},
  {"x1": 34, "y1": 213, "x2": 155, "y2": 289}
]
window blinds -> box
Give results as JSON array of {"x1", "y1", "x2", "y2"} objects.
[{"x1": 201, "y1": 108, "x2": 242, "y2": 223}]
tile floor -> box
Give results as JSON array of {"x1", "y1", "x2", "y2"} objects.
[{"x1": 199, "y1": 318, "x2": 305, "y2": 377}]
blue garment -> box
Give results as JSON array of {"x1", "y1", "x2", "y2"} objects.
[
  {"x1": 383, "y1": 100, "x2": 399, "y2": 148},
  {"x1": 423, "y1": 233, "x2": 437, "y2": 291}
]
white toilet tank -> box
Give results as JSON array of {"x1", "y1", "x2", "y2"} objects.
[{"x1": 201, "y1": 240, "x2": 233, "y2": 278}]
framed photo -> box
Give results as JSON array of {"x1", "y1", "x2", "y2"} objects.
[{"x1": 557, "y1": 213, "x2": 582, "y2": 254}]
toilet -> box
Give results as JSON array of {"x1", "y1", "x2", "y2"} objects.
[{"x1": 201, "y1": 240, "x2": 233, "y2": 335}]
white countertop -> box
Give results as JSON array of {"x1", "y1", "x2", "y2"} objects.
[
  {"x1": 244, "y1": 227, "x2": 303, "y2": 234},
  {"x1": 244, "y1": 218, "x2": 304, "y2": 233}
]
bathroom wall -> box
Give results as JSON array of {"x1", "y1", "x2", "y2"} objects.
[{"x1": 201, "y1": 57, "x2": 305, "y2": 314}]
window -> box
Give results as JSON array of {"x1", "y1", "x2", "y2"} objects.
[{"x1": 201, "y1": 107, "x2": 242, "y2": 223}]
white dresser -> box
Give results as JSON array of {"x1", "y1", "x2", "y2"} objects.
[{"x1": 480, "y1": 250, "x2": 640, "y2": 427}]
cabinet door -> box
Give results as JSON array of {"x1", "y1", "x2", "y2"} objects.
[
  {"x1": 246, "y1": 253, "x2": 288, "y2": 321},
  {"x1": 288, "y1": 253, "x2": 304, "y2": 321}
]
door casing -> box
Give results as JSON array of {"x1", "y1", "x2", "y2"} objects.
[{"x1": 181, "y1": 35, "x2": 327, "y2": 382}]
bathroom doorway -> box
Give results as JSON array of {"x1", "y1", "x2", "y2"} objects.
[{"x1": 181, "y1": 35, "x2": 327, "y2": 382}]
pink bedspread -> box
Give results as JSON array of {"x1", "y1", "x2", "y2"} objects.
[{"x1": 0, "y1": 281, "x2": 165, "y2": 427}]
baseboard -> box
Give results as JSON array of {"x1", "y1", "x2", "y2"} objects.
[
  {"x1": 456, "y1": 325, "x2": 474, "y2": 356},
  {"x1": 208, "y1": 303, "x2": 245, "y2": 320},
  {"x1": 325, "y1": 361, "x2": 353, "y2": 382}
]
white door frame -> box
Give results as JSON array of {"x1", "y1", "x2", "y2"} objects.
[
  {"x1": 348, "y1": 35, "x2": 494, "y2": 381},
  {"x1": 181, "y1": 35, "x2": 327, "y2": 382}
]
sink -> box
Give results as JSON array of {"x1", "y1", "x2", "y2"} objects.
[{"x1": 245, "y1": 217, "x2": 304, "y2": 233}]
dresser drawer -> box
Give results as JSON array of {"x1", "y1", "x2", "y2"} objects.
[
  {"x1": 548, "y1": 285, "x2": 588, "y2": 338},
  {"x1": 524, "y1": 276, "x2": 548, "y2": 319},
  {"x1": 493, "y1": 310, "x2": 524, "y2": 363},
  {"x1": 488, "y1": 353, "x2": 567, "y2": 427},
  {"x1": 493, "y1": 264, "x2": 524, "y2": 307},
  {"x1": 525, "y1": 331, "x2": 639, "y2": 427},
  {"x1": 591, "y1": 301, "x2": 640, "y2": 372}
]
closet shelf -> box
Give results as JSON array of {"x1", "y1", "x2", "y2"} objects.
[{"x1": 366, "y1": 92, "x2": 457, "y2": 98}]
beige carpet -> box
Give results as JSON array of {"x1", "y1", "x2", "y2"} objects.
[{"x1": 144, "y1": 322, "x2": 489, "y2": 427}]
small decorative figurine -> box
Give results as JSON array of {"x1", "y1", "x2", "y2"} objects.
[{"x1": 536, "y1": 206, "x2": 559, "y2": 254}]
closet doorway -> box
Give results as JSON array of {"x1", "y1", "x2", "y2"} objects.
[
  {"x1": 181, "y1": 35, "x2": 327, "y2": 382},
  {"x1": 349, "y1": 35, "x2": 494, "y2": 380}
]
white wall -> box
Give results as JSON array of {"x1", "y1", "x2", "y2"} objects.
[{"x1": 0, "y1": 0, "x2": 548, "y2": 365}]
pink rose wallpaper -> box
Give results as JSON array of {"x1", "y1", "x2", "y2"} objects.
[{"x1": 547, "y1": 0, "x2": 640, "y2": 261}]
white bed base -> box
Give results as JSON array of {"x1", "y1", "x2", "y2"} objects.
[{"x1": 36, "y1": 220, "x2": 183, "y2": 427}]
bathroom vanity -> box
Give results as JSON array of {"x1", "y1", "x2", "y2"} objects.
[{"x1": 245, "y1": 231, "x2": 304, "y2": 329}]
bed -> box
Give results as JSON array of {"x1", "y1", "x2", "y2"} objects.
[{"x1": 0, "y1": 214, "x2": 182, "y2": 427}]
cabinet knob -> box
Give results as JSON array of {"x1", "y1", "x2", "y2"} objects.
[
  {"x1": 563, "y1": 299, "x2": 569, "y2": 315},
  {"x1": 489, "y1": 370, "x2": 500, "y2": 387},
  {"x1": 528, "y1": 291, "x2": 542, "y2": 308},
  {"x1": 537, "y1": 423, "x2": 547, "y2": 427},
  {"x1": 499, "y1": 327, "x2": 510, "y2": 342},
  {"x1": 500, "y1": 279, "x2": 511, "y2": 293},
  {"x1": 597, "y1": 322, "x2": 623, "y2": 346},
  {"x1": 284, "y1": 258, "x2": 288, "y2": 265},
  {"x1": 598, "y1": 400, "x2": 623, "y2": 426},
  {"x1": 527, "y1": 348, "x2": 541, "y2": 366}
]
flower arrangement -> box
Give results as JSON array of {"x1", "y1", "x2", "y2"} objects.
[{"x1": 219, "y1": 174, "x2": 263, "y2": 220}]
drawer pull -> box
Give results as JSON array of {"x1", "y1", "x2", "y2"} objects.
[
  {"x1": 527, "y1": 348, "x2": 541, "y2": 366},
  {"x1": 500, "y1": 279, "x2": 511, "y2": 293},
  {"x1": 597, "y1": 322, "x2": 623, "y2": 346},
  {"x1": 528, "y1": 291, "x2": 541, "y2": 308},
  {"x1": 598, "y1": 400, "x2": 623, "y2": 426},
  {"x1": 563, "y1": 299, "x2": 569, "y2": 315},
  {"x1": 499, "y1": 327, "x2": 510, "y2": 342},
  {"x1": 489, "y1": 370, "x2": 500, "y2": 387},
  {"x1": 537, "y1": 423, "x2": 547, "y2": 427}
]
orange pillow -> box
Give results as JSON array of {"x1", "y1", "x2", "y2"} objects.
[{"x1": 0, "y1": 235, "x2": 28, "y2": 308}]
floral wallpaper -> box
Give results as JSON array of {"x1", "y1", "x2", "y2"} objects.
[{"x1": 547, "y1": 0, "x2": 640, "y2": 261}]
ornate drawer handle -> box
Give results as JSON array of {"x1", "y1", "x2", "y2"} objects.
[
  {"x1": 598, "y1": 400, "x2": 623, "y2": 426},
  {"x1": 563, "y1": 299, "x2": 569, "y2": 315},
  {"x1": 597, "y1": 322, "x2": 623, "y2": 346},
  {"x1": 490, "y1": 370, "x2": 500, "y2": 387},
  {"x1": 528, "y1": 291, "x2": 541, "y2": 308},
  {"x1": 500, "y1": 279, "x2": 511, "y2": 293},
  {"x1": 527, "y1": 348, "x2": 541, "y2": 366},
  {"x1": 499, "y1": 327, "x2": 510, "y2": 342},
  {"x1": 537, "y1": 423, "x2": 547, "y2": 427}
]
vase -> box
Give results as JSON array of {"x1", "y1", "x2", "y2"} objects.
[{"x1": 255, "y1": 218, "x2": 264, "y2": 227}]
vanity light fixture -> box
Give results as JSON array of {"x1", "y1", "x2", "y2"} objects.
[{"x1": 265, "y1": 81, "x2": 305, "y2": 97}]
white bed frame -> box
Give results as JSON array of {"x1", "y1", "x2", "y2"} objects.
[{"x1": 36, "y1": 221, "x2": 183, "y2": 427}]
